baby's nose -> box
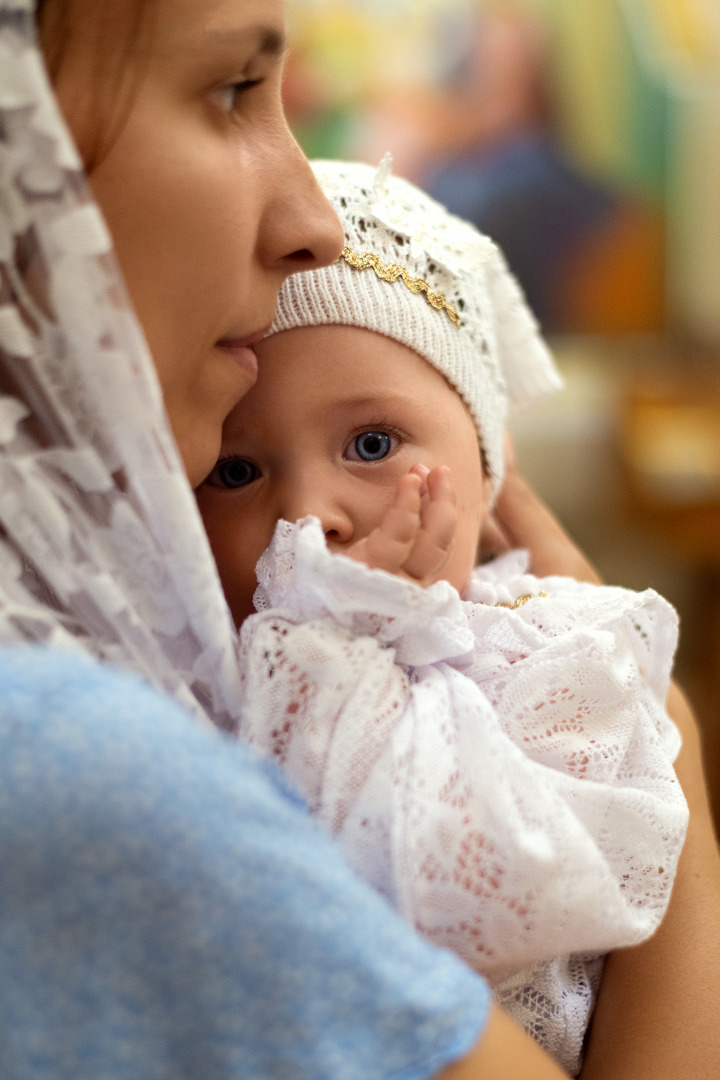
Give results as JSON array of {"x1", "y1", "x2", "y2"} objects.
[
  {"x1": 321, "y1": 509, "x2": 354, "y2": 546},
  {"x1": 283, "y1": 485, "x2": 354, "y2": 544}
]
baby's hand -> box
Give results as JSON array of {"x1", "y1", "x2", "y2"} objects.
[{"x1": 346, "y1": 465, "x2": 457, "y2": 587}]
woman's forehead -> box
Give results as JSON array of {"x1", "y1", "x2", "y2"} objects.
[
  {"x1": 41, "y1": 0, "x2": 288, "y2": 60},
  {"x1": 147, "y1": 0, "x2": 288, "y2": 61}
]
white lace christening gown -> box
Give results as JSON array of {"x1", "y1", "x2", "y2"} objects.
[{"x1": 239, "y1": 517, "x2": 689, "y2": 1075}]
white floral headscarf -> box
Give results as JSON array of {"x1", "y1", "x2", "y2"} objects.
[{"x1": 0, "y1": 0, "x2": 244, "y2": 730}]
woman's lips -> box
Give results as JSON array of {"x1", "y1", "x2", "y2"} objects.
[
  {"x1": 215, "y1": 327, "x2": 270, "y2": 379},
  {"x1": 216, "y1": 340, "x2": 259, "y2": 378}
]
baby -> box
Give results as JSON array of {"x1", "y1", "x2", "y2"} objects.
[{"x1": 197, "y1": 158, "x2": 688, "y2": 1075}]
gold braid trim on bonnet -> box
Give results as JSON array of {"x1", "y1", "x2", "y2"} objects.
[{"x1": 338, "y1": 246, "x2": 462, "y2": 328}]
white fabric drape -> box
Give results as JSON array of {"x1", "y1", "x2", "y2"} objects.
[{"x1": 241, "y1": 516, "x2": 688, "y2": 1074}]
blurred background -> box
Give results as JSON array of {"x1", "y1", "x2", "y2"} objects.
[{"x1": 285, "y1": 0, "x2": 720, "y2": 823}]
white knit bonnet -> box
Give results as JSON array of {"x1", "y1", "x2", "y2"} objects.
[{"x1": 269, "y1": 156, "x2": 562, "y2": 494}]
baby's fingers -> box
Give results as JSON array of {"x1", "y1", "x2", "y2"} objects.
[
  {"x1": 403, "y1": 466, "x2": 457, "y2": 582},
  {"x1": 346, "y1": 473, "x2": 422, "y2": 573}
]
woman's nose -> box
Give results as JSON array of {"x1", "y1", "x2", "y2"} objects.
[{"x1": 258, "y1": 130, "x2": 344, "y2": 273}]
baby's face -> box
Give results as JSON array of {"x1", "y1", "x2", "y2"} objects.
[{"x1": 197, "y1": 325, "x2": 492, "y2": 625}]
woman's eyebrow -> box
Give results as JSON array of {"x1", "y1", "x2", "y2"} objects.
[{"x1": 205, "y1": 25, "x2": 288, "y2": 58}]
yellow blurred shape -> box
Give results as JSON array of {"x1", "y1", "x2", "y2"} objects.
[
  {"x1": 626, "y1": 400, "x2": 720, "y2": 501},
  {"x1": 621, "y1": 373, "x2": 720, "y2": 564},
  {"x1": 637, "y1": 0, "x2": 720, "y2": 78}
]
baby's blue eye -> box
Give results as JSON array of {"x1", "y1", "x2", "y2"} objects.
[
  {"x1": 352, "y1": 431, "x2": 392, "y2": 462},
  {"x1": 207, "y1": 458, "x2": 259, "y2": 489}
]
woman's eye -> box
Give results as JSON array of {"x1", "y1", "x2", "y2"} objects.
[
  {"x1": 218, "y1": 80, "x2": 262, "y2": 112},
  {"x1": 345, "y1": 431, "x2": 396, "y2": 463},
  {"x1": 205, "y1": 458, "x2": 260, "y2": 489}
]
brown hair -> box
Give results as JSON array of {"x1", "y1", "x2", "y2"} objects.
[{"x1": 35, "y1": 0, "x2": 158, "y2": 170}]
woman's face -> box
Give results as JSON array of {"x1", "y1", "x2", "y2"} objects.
[{"x1": 48, "y1": 0, "x2": 344, "y2": 485}]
